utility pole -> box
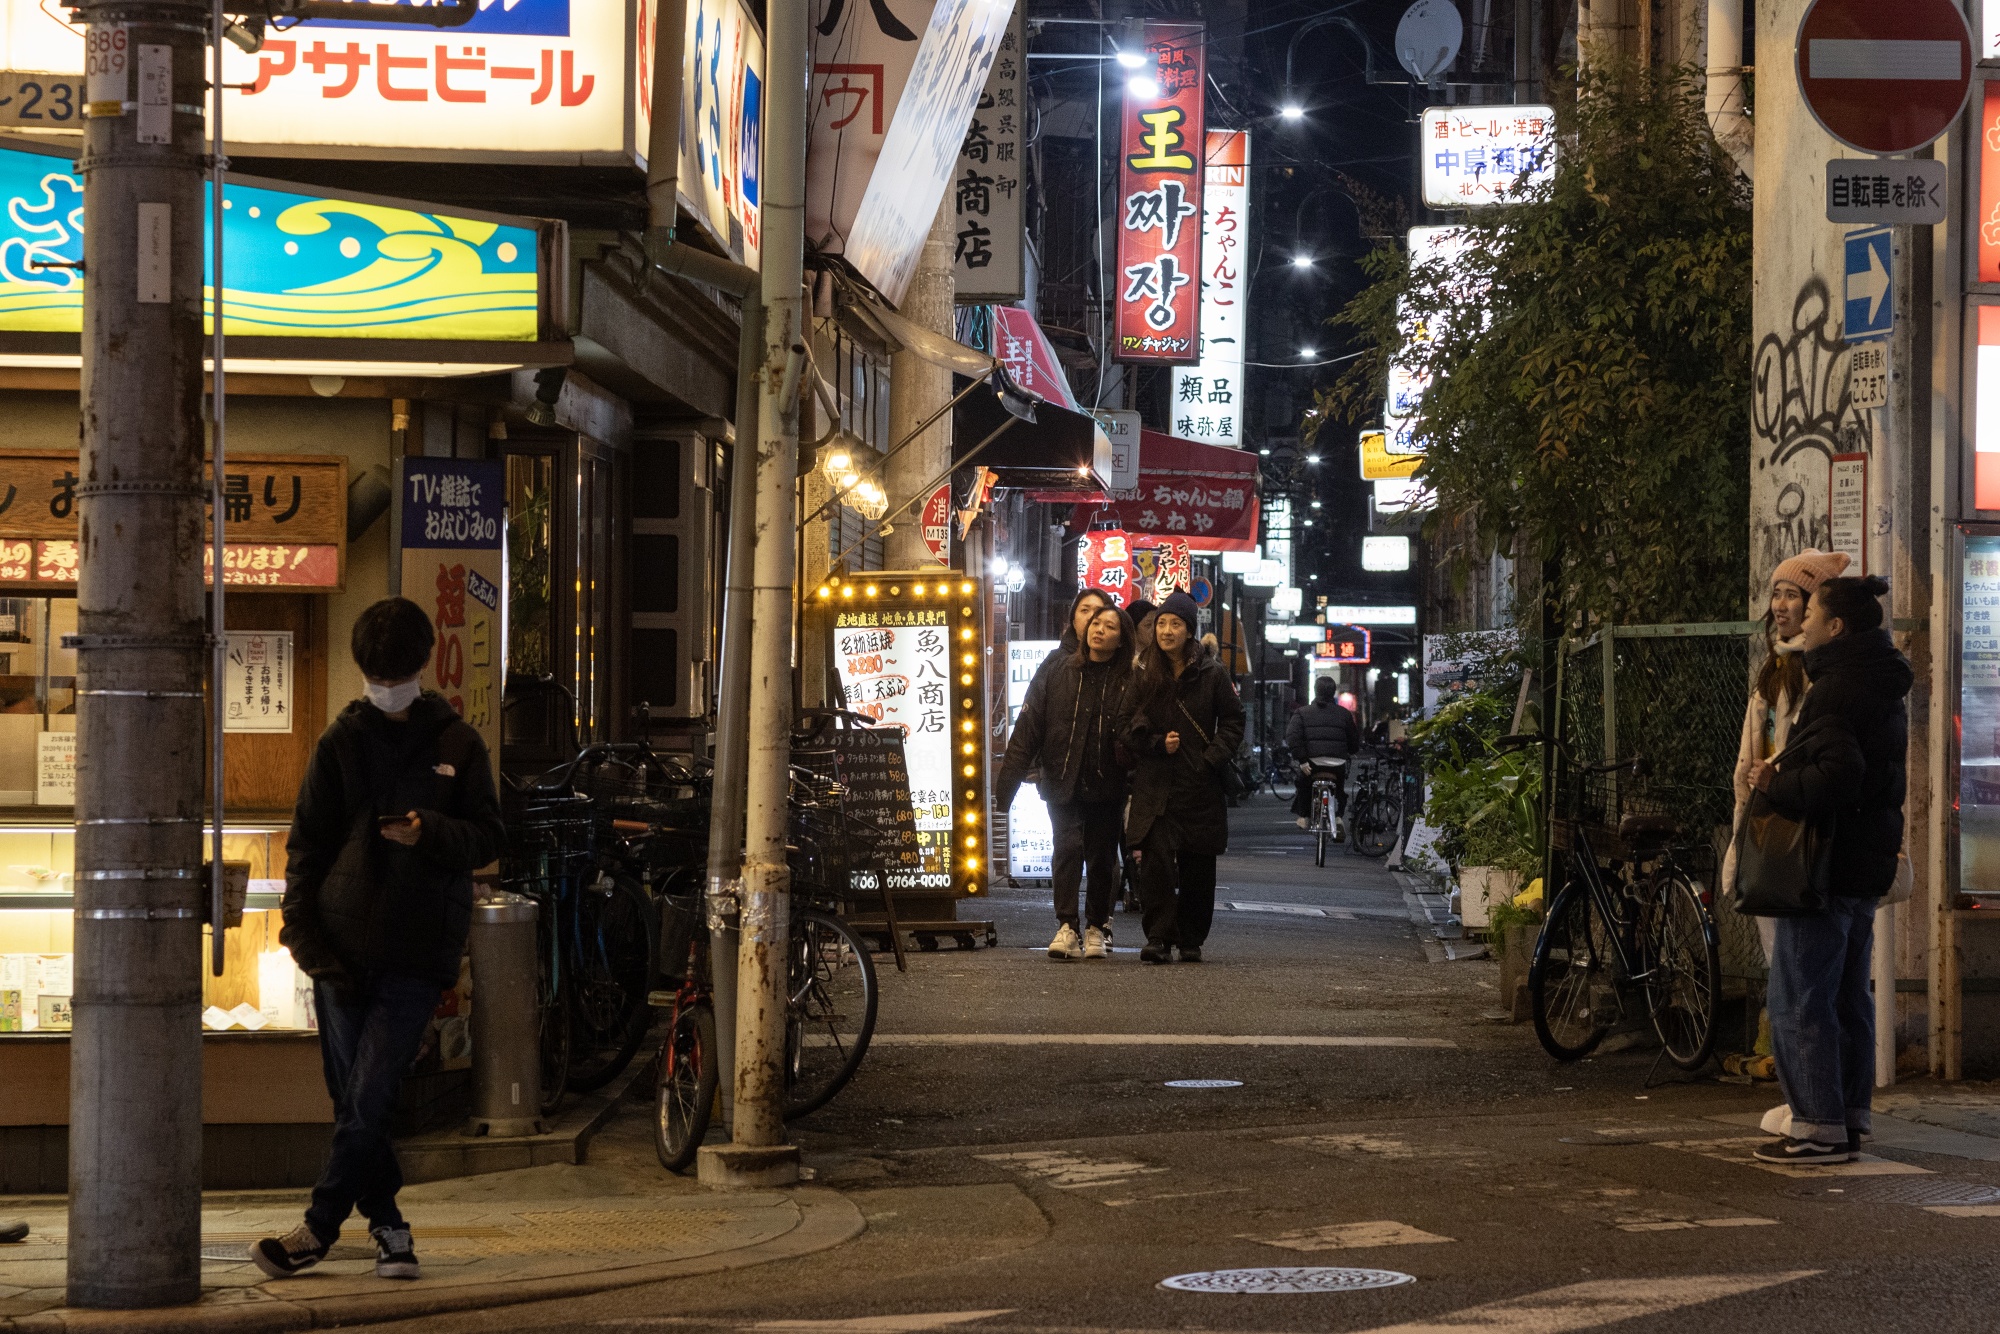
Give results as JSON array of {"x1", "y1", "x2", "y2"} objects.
[
  {"x1": 68, "y1": 0, "x2": 210, "y2": 1307},
  {"x1": 703, "y1": 0, "x2": 804, "y2": 1186},
  {"x1": 883, "y1": 200, "x2": 956, "y2": 568}
]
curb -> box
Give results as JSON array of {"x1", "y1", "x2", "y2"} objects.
[{"x1": 1, "y1": 1189, "x2": 865, "y2": 1333}]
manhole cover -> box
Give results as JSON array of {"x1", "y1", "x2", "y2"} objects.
[
  {"x1": 1165, "y1": 1079, "x2": 1244, "y2": 1089},
  {"x1": 1841, "y1": 1177, "x2": 2000, "y2": 1207},
  {"x1": 1160, "y1": 1267, "x2": 1415, "y2": 1294}
]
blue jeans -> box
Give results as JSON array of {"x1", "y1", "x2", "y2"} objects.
[
  {"x1": 1768, "y1": 897, "x2": 1877, "y2": 1145},
  {"x1": 305, "y1": 974, "x2": 440, "y2": 1243}
]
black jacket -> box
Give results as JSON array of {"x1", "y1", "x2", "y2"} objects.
[
  {"x1": 281, "y1": 693, "x2": 507, "y2": 989},
  {"x1": 1121, "y1": 641, "x2": 1245, "y2": 854},
  {"x1": 1764, "y1": 628, "x2": 1912, "y2": 899},
  {"x1": 997, "y1": 650, "x2": 1135, "y2": 809},
  {"x1": 1286, "y1": 700, "x2": 1360, "y2": 760}
]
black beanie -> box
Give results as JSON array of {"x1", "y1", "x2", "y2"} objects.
[{"x1": 1157, "y1": 590, "x2": 1201, "y2": 632}]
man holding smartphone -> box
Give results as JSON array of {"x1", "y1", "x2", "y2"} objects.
[{"x1": 254, "y1": 597, "x2": 505, "y2": 1282}]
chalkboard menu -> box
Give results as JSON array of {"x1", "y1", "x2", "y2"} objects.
[{"x1": 829, "y1": 725, "x2": 926, "y2": 892}]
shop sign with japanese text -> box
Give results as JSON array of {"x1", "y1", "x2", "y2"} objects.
[
  {"x1": 991, "y1": 305, "x2": 1077, "y2": 407},
  {"x1": 1077, "y1": 528, "x2": 1139, "y2": 607},
  {"x1": 0, "y1": 139, "x2": 548, "y2": 342},
  {"x1": 1419, "y1": 105, "x2": 1554, "y2": 208},
  {"x1": 635, "y1": 0, "x2": 764, "y2": 264},
  {"x1": 398, "y1": 459, "x2": 503, "y2": 770},
  {"x1": 1094, "y1": 429, "x2": 1258, "y2": 553},
  {"x1": 950, "y1": 1, "x2": 1023, "y2": 299},
  {"x1": 1977, "y1": 83, "x2": 2000, "y2": 283},
  {"x1": 223, "y1": 630, "x2": 294, "y2": 734},
  {"x1": 2, "y1": 0, "x2": 634, "y2": 159},
  {"x1": 843, "y1": 0, "x2": 1012, "y2": 303},
  {"x1": 831, "y1": 607, "x2": 957, "y2": 888},
  {"x1": 1170, "y1": 129, "x2": 1248, "y2": 444},
  {"x1": 1115, "y1": 21, "x2": 1204, "y2": 363},
  {"x1": 0, "y1": 450, "x2": 344, "y2": 590}
]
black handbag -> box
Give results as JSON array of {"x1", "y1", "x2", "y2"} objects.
[
  {"x1": 1731, "y1": 760, "x2": 1835, "y2": 917},
  {"x1": 1175, "y1": 697, "x2": 1247, "y2": 799}
]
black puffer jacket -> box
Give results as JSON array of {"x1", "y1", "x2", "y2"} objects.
[
  {"x1": 281, "y1": 693, "x2": 507, "y2": 989},
  {"x1": 1121, "y1": 641, "x2": 1245, "y2": 854},
  {"x1": 1764, "y1": 628, "x2": 1912, "y2": 899},
  {"x1": 1286, "y1": 700, "x2": 1360, "y2": 760},
  {"x1": 996, "y1": 650, "x2": 1136, "y2": 809}
]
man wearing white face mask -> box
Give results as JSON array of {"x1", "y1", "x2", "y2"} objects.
[{"x1": 256, "y1": 598, "x2": 505, "y2": 1282}]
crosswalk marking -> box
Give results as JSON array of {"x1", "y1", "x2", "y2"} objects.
[
  {"x1": 1349, "y1": 1270, "x2": 1821, "y2": 1334},
  {"x1": 871, "y1": 1033, "x2": 1457, "y2": 1049},
  {"x1": 974, "y1": 1149, "x2": 1166, "y2": 1190},
  {"x1": 1246, "y1": 1219, "x2": 1454, "y2": 1251},
  {"x1": 1926, "y1": 1204, "x2": 2000, "y2": 1217},
  {"x1": 750, "y1": 1315, "x2": 1014, "y2": 1332}
]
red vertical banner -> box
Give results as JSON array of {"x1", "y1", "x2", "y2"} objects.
[
  {"x1": 1115, "y1": 21, "x2": 1205, "y2": 364},
  {"x1": 1982, "y1": 82, "x2": 2000, "y2": 283}
]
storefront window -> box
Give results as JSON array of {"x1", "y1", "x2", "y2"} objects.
[
  {"x1": 1965, "y1": 533, "x2": 2000, "y2": 892},
  {"x1": 0, "y1": 598, "x2": 79, "y2": 806}
]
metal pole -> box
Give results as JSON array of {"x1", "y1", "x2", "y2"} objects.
[
  {"x1": 208, "y1": 0, "x2": 227, "y2": 977},
  {"x1": 68, "y1": 0, "x2": 210, "y2": 1306},
  {"x1": 705, "y1": 288, "x2": 762, "y2": 1130},
  {"x1": 728, "y1": 0, "x2": 804, "y2": 1173}
]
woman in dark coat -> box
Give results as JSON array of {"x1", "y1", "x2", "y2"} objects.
[
  {"x1": 1121, "y1": 591, "x2": 1244, "y2": 963},
  {"x1": 1745, "y1": 574, "x2": 1910, "y2": 1165}
]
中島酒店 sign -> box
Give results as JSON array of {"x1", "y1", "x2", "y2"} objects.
[{"x1": 1116, "y1": 21, "x2": 1205, "y2": 364}]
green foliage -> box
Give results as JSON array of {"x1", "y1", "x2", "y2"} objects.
[
  {"x1": 1406, "y1": 692, "x2": 1544, "y2": 879},
  {"x1": 1312, "y1": 63, "x2": 1752, "y2": 626},
  {"x1": 1487, "y1": 896, "x2": 1544, "y2": 952}
]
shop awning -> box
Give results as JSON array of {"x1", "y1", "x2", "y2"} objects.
[
  {"x1": 950, "y1": 370, "x2": 1102, "y2": 490},
  {"x1": 1059, "y1": 430, "x2": 1261, "y2": 553}
]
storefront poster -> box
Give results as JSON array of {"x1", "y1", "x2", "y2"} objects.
[
  {"x1": 1115, "y1": 21, "x2": 1204, "y2": 364},
  {"x1": 832, "y1": 608, "x2": 956, "y2": 890},
  {"x1": 223, "y1": 630, "x2": 293, "y2": 733},
  {"x1": 1169, "y1": 130, "x2": 1249, "y2": 445},
  {"x1": 399, "y1": 460, "x2": 503, "y2": 772},
  {"x1": 951, "y1": 2, "x2": 1023, "y2": 299},
  {"x1": 1004, "y1": 639, "x2": 1057, "y2": 880},
  {"x1": 844, "y1": 0, "x2": 1013, "y2": 303},
  {"x1": 34, "y1": 729, "x2": 71, "y2": 805}
]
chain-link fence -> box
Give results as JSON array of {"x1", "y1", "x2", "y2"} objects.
[{"x1": 1555, "y1": 621, "x2": 1767, "y2": 980}]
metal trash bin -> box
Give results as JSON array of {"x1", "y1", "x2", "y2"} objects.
[{"x1": 465, "y1": 892, "x2": 545, "y2": 1137}]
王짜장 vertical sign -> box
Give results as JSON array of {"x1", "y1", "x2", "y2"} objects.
[
  {"x1": 1115, "y1": 21, "x2": 1204, "y2": 364},
  {"x1": 398, "y1": 459, "x2": 504, "y2": 777},
  {"x1": 952, "y1": 2, "x2": 1024, "y2": 299},
  {"x1": 1170, "y1": 130, "x2": 1249, "y2": 444}
]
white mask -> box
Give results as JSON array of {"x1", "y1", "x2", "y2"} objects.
[{"x1": 365, "y1": 678, "x2": 422, "y2": 713}]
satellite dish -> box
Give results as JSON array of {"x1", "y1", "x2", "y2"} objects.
[{"x1": 1395, "y1": 0, "x2": 1464, "y2": 85}]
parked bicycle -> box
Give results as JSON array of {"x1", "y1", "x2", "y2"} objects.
[
  {"x1": 1345, "y1": 749, "x2": 1404, "y2": 860},
  {"x1": 1498, "y1": 734, "x2": 1722, "y2": 1072}
]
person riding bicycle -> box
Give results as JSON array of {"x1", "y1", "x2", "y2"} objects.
[
  {"x1": 998, "y1": 603, "x2": 1139, "y2": 961},
  {"x1": 1286, "y1": 677, "x2": 1360, "y2": 833}
]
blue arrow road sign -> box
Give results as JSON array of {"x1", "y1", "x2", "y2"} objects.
[{"x1": 1844, "y1": 227, "x2": 1893, "y2": 341}]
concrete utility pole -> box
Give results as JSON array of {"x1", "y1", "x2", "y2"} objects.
[
  {"x1": 705, "y1": 0, "x2": 804, "y2": 1185},
  {"x1": 884, "y1": 200, "x2": 956, "y2": 568},
  {"x1": 68, "y1": 0, "x2": 210, "y2": 1307}
]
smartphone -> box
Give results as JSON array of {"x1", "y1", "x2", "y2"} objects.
[{"x1": 377, "y1": 814, "x2": 413, "y2": 830}]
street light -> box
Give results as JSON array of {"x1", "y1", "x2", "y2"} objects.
[
  {"x1": 1299, "y1": 346, "x2": 1316, "y2": 358},
  {"x1": 1127, "y1": 74, "x2": 1160, "y2": 97},
  {"x1": 1291, "y1": 255, "x2": 1312, "y2": 268},
  {"x1": 1305, "y1": 453, "x2": 1321, "y2": 464},
  {"x1": 1280, "y1": 103, "x2": 1304, "y2": 120}
]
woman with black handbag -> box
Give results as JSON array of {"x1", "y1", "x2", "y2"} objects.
[
  {"x1": 1742, "y1": 574, "x2": 1910, "y2": 1165},
  {"x1": 1120, "y1": 591, "x2": 1245, "y2": 963}
]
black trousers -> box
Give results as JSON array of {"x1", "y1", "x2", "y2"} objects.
[
  {"x1": 1135, "y1": 821, "x2": 1219, "y2": 949},
  {"x1": 1049, "y1": 798, "x2": 1124, "y2": 929}
]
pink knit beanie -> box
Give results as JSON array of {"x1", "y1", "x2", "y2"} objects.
[{"x1": 1770, "y1": 548, "x2": 1850, "y2": 594}]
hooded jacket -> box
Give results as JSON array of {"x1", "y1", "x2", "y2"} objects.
[
  {"x1": 996, "y1": 648, "x2": 1136, "y2": 810},
  {"x1": 1762, "y1": 627, "x2": 1912, "y2": 899},
  {"x1": 281, "y1": 692, "x2": 507, "y2": 989},
  {"x1": 1121, "y1": 637, "x2": 1245, "y2": 854}
]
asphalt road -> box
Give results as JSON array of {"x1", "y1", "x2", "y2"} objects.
[{"x1": 374, "y1": 798, "x2": 2000, "y2": 1333}]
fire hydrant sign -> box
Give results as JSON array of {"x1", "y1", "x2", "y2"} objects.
[
  {"x1": 398, "y1": 459, "x2": 503, "y2": 775},
  {"x1": 921, "y1": 483, "x2": 952, "y2": 566},
  {"x1": 1795, "y1": 0, "x2": 1972, "y2": 157},
  {"x1": 223, "y1": 630, "x2": 293, "y2": 733}
]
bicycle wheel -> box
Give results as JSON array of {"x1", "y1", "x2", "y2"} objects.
[
  {"x1": 534, "y1": 898, "x2": 570, "y2": 1116},
  {"x1": 783, "y1": 909, "x2": 879, "y2": 1120},
  {"x1": 1641, "y1": 872, "x2": 1722, "y2": 1070},
  {"x1": 1315, "y1": 826, "x2": 1328, "y2": 866},
  {"x1": 566, "y1": 873, "x2": 657, "y2": 1092},
  {"x1": 1352, "y1": 794, "x2": 1399, "y2": 858},
  {"x1": 1530, "y1": 883, "x2": 1616, "y2": 1061},
  {"x1": 654, "y1": 1000, "x2": 717, "y2": 1173}
]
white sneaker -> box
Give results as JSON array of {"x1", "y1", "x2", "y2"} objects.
[
  {"x1": 1083, "y1": 926, "x2": 1108, "y2": 959},
  {"x1": 1759, "y1": 1104, "x2": 1793, "y2": 1137},
  {"x1": 1048, "y1": 924, "x2": 1082, "y2": 959},
  {"x1": 1296, "y1": 817, "x2": 1309, "y2": 829}
]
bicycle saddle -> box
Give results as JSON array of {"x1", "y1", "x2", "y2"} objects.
[
  {"x1": 1618, "y1": 814, "x2": 1677, "y2": 846},
  {"x1": 1301, "y1": 756, "x2": 1348, "y2": 770}
]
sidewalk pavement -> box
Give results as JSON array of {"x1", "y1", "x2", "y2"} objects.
[{"x1": 0, "y1": 1163, "x2": 863, "y2": 1332}]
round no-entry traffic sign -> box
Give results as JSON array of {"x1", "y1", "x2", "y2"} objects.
[{"x1": 1795, "y1": 0, "x2": 1972, "y2": 156}]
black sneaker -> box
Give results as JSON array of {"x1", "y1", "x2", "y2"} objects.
[
  {"x1": 250, "y1": 1222, "x2": 331, "y2": 1278},
  {"x1": 1753, "y1": 1135, "x2": 1853, "y2": 1165},
  {"x1": 1140, "y1": 942, "x2": 1173, "y2": 964},
  {"x1": 0, "y1": 1218, "x2": 26, "y2": 1244},
  {"x1": 1178, "y1": 946, "x2": 1203, "y2": 963},
  {"x1": 371, "y1": 1225, "x2": 421, "y2": 1280}
]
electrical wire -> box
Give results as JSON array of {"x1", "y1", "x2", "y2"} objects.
[{"x1": 1246, "y1": 351, "x2": 1366, "y2": 368}]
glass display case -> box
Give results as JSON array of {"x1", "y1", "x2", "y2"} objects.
[{"x1": 1963, "y1": 531, "x2": 2000, "y2": 897}]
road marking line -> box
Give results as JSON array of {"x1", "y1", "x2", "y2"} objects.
[
  {"x1": 1925, "y1": 1204, "x2": 2000, "y2": 1217},
  {"x1": 870, "y1": 1034, "x2": 1457, "y2": 1049},
  {"x1": 1349, "y1": 1270, "x2": 1821, "y2": 1334},
  {"x1": 1615, "y1": 1217, "x2": 1777, "y2": 1232},
  {"x1": 1245, "y1": 1220, "x2": 1454, "y2": 1251},
  {"x1": 974, "y1": 1149, "x2": 1167, "y2": 1190},
  {"x1": 1274, "y1": 1133, "x2": 1419, "y2": 1159},
  {"x1": 1102, "y1": 1187, "x2": 1252, "y2": 1207},
  {"x1": 1652, "y1": 1135, "x2": 1930, "y2": 1179},
  {"x1": 749, "y1": 1315, "x2": 1016, "y2": 1332}
]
